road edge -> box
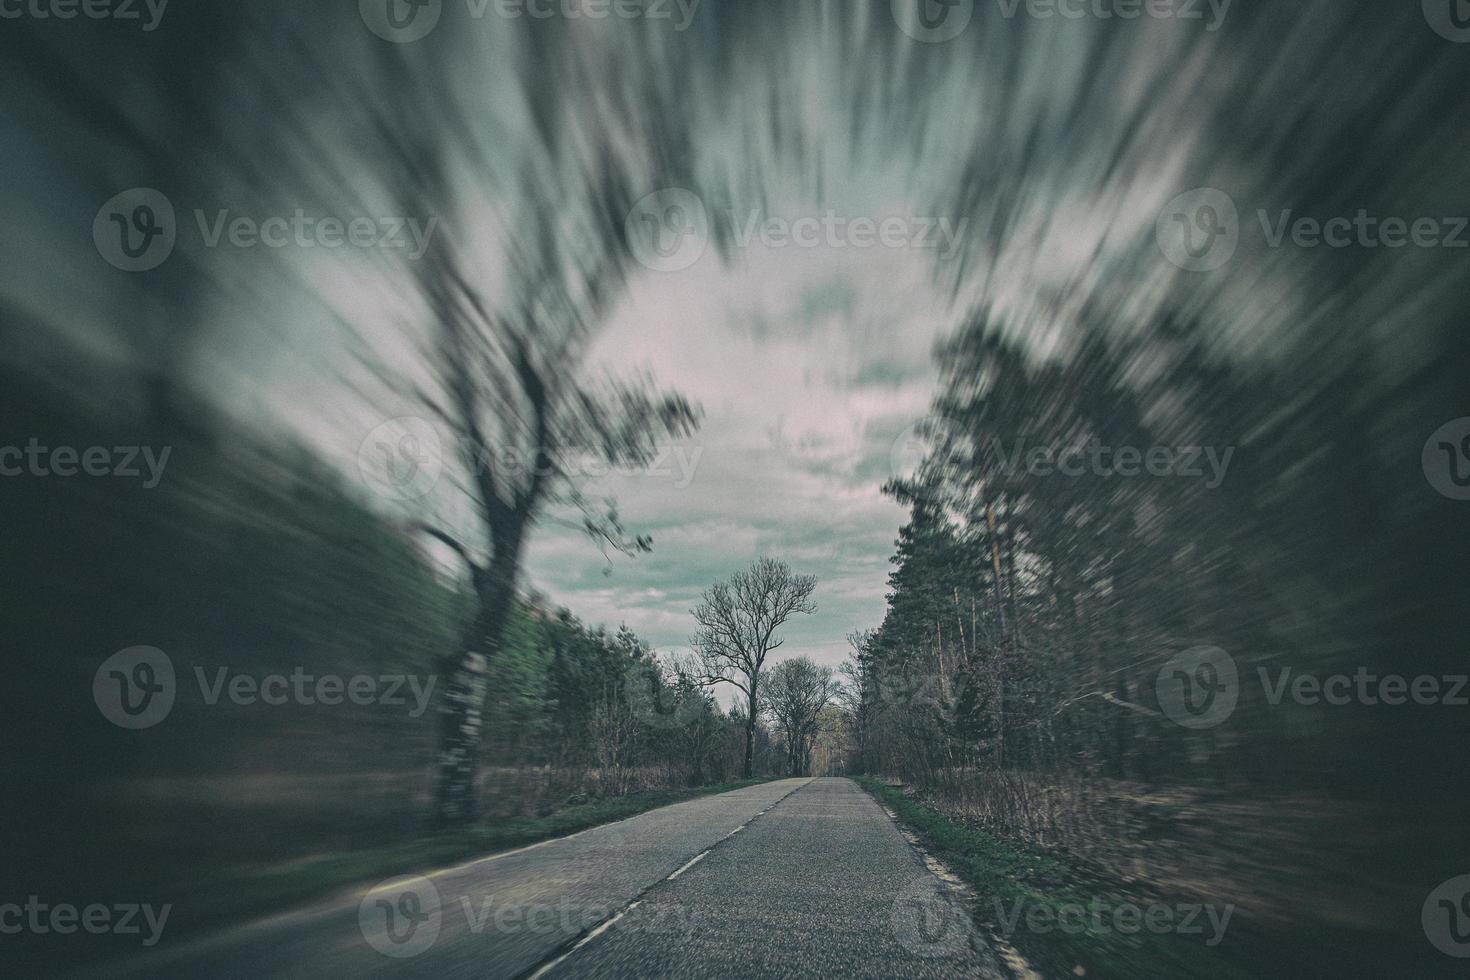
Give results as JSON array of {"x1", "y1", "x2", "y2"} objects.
[{"x1": 855, "y1": 778, "x2": 1036, "y2": 980}]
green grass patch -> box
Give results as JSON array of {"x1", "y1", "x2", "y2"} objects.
[{"x1": 856, "y1": 777, "x2": 1257, "y2": 980}]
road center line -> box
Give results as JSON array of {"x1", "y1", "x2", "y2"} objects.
[
  {"x1": 666, "y1": 849, "x2": 710, "y2": 880},
  {"x1": 514, "y1": 777, "x2": 813, "y2": 980}
]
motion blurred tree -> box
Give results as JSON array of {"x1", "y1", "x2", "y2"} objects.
[{"x1": 316, "y1": 28, "x2": 710, "y2": 824}]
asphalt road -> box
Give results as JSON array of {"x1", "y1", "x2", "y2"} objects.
[{"x1": 102, "y1": 777, "x2": 1004, "y2": 979}]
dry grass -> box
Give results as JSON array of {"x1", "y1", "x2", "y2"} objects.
[{"x1": 916, "y1": 769, "x2": 1442, "y2": 942}]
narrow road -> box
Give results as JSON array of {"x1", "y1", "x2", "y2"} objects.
[
  {"x1": 539, "y1": 778, "x2": 1003, "y2": 978},
  {"x1": 103, "y1": 778, "x2": 1003, "y2": 979}
]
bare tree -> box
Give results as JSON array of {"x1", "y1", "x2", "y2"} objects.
[
  {"x1": 691, "y1": 558, "x2": 817, "y2": 778},
  {"x1": 762, "y1": 657, "x2": 840, "y2": 776},
  {"x1": 344, "y1": 37, "x2": 704, "y2": 826}
]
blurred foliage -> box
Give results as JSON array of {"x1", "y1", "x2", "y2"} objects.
[
  {"x1": 841, "y1": 301, "x2": 1468, "y2": 973},
  {"x1": 0, "y1": 352, "x2": 746, "y2": 959},
  {"x1": 852, "y1": 308, "x2": 1468, "y2": 791}
]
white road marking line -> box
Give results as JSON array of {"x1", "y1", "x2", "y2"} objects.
[
  {"x1": 427, "y1": 827, "x2": 595, "y2": 879},
  {"x1": 527, "y1": 778, "x2": 815, "y2": 979},
  {"x1": 527, "y1": 901, "x2": 643, "y2": 980},
  {"x1": 431, "y1": 778, "x2": 810, "y2": 880},
  {"x1": 666, "y1": 849, "x2": 710, "y2": 880}
]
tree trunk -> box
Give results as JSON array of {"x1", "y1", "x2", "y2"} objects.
[
  {"x1": 743, "y1": 683, "x2": 758, "y2": 779},
  {"x1": 434, "y1": 648, "x2": 489, "y2": 825},
  {"x1": 434, "y1": 534, "x2": 522, "y2": 825}
]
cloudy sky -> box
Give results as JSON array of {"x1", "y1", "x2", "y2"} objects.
[
  {"x1": 521, "y1": 212, "x2": 958, "y2": 673},
  {"x1": 151, "y1": 0, "x2": 1468, "y2": 701}
]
